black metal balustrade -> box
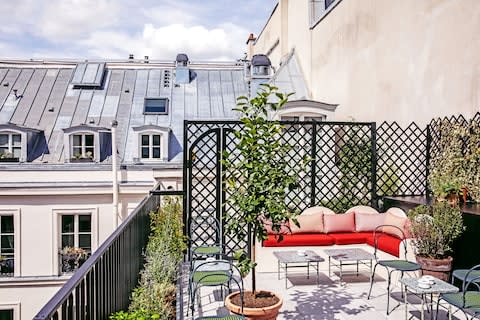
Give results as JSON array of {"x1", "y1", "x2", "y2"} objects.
[{"x1": 33, "y1": 191, "x2": 182, "y2": 320}]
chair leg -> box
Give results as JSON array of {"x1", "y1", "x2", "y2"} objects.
[
  {"x1": 386, "y1": 270, "x2": 394, "y2": 315},
  {"x1": 367, "y1": 263, "x2": 379, "y2": 299}
]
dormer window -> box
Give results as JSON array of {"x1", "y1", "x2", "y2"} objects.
[
  {"x1": 63, "y1": 125, "x2": 111, "y2": 163},
  {"x1": 133, "y1": 125, "x2": 170, "y2": 162},
  {"x1": 71, "y1": 133, "x2": 95, "y2": 160},
  {"x1": 0, "y1": 124, "x2": 44, "y2": 163},
  {"x1": 0, "y1": 132, "x2": 21, "y2": 160}
]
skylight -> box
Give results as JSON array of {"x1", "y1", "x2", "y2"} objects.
[
  {"x1": 144, "y1": 98, "x2": 169, "y2": 114},
  {"x1": 71, "y1": 63, "x2": 106, "y2": 88}
]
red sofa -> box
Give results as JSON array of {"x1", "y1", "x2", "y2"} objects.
[{"x1": 262, "y1": 206, "x2": 409, "y2": 257}]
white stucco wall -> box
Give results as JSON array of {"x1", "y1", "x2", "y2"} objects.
[{"x1": 253, "y1": 0, "x2": 480, "y2": 126}]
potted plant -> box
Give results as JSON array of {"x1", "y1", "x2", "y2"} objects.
[
  {"x1": 60, "y1": 246, "x2": 88, "y2": 273},
  {"x1": 407, "y1": 201, "x2": 465, "y2": 281},
  {"x1": 70, "y1": 151, "x2": 94, "y2": 163},
  {"x1": 223, "y1": 84, "x2": 303, "y2": 319},
  {"x1": 0, "y1": 151, "x2": 19, "y2": 162}
]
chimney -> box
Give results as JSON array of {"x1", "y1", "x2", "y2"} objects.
[
  {"x1": 128, "y1": 54, "x2": 134, "y2": 61},
  {"x1": 144, "y1": 56, "x2": 149, "y2": 63},
  {"x1": 249, "y1": 54, "x2": 272, "y2": 97},
  {"x1": 246, "y1": 33, "x2": 256, "y2": 60}
]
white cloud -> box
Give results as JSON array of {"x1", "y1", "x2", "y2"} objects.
[{"x1": 80, "y1": 22, "x2": 249, "y2": 61}]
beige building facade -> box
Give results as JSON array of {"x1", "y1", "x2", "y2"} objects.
[{"x1": 251, "y1": 0, "x2": 480, "y2": 126}]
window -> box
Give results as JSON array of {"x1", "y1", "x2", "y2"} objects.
[
  {"x1": 0, "y1": 133, "x2": 21, "y2": 159},
  {"x1": 71, "y1": 133, "x2": 94, "y2": 159},
  {"x1": 144, "y1": 98, "x2": 168, "y2": 114},
  {"x1": 0, "y1": 215, "x2": 14, "y2": 276},
  {"x1": 0, "y1": 309, "x2": 13, "y2": 320},
  {"x1": 140, "y1": 134, "x2": 162, "y2": 159},
  {"x1": 61, "y1": 214, "x2": 92, "y2": 253},
  {"x1": 310, "y1": 0, "x2": 340, "y2": 26}
]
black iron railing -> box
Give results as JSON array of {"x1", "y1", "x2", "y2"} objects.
[{"x1": 33, "y1": 191, "x2": 183, "y2": 320}]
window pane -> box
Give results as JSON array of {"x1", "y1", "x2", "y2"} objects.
[
  {"x1": 62, "y1": 235, "x2": 74, "y2": 248},
  {"x1": 79, "y1": 234, "x2": 91, "y2": 251},
  {"x1": 12, "y1": 147, "x2": 21, "y2": 158},
  {"x1": 0, "y1": 147, "x2": 7, "y2": 154},
  {"x1": 153, "y1": 135, "x2": 160, "y2": 145},
  {"x1": 72, "y1": 135, "x2": 82, "y2": 147},
  {"x1": 0, "y1": 135, "x2": 8, "y2": 147},
  {"x1": 141, "y1": 135, "x2": 149, "y2": 146},
  {"x1": 62, "y1": 215, "x2": 74, "y2": 233},
  {"x1": 153, "y1": 147, "x2": 161, "y2": 158},
  {"x1": 85, "y1": 135, "x2": 94, "y2": 146},
  {"x1": 1, "y1": 235, "x2": 14, "y2": 252},
  {"x1": 1, "y1": 216, "x2": 14, "y2": 233},
  {"x1": 12, "y1": 135, "x2": 21, "y2": 146},
  {"x1": 0, "y1": 309, "x2": 13, "y2": 320},
  {"x1": 79, "y1": 215, "x2": 91, "y2": 232},
  {"x1": 141, "y1": 147, "x2": 149, "y2": 158},
  {"x1": 144, "y1": 98, "x2": 167, "y2": 114}
]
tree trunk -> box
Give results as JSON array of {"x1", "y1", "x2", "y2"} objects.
[{"x1": 251, "y1": 227, "x2": 257, "y2": 294}]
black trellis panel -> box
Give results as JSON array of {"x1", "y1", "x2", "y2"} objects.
[{"x1": 376, "y1": 121, "x2": 427, "y2": 198}]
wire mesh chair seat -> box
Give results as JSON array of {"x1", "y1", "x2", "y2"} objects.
[
  {"x1": 190, "y1": 257, "x2": 244, "y2": 318},
  {"x1": 452, "y1": 269, "x2": 480, "y2": 288},
  {"x1": 189, "y1": 214, "x2": 224, "y2": 262},
  {"x1": 367, "y1": 224, "x2": 421, "y2": 315},
  {"x1": 436, "y1": 264, "x2": 480, "y2": 320}
]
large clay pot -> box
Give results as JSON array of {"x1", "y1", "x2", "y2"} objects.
[
  {"x1": 225, "y1": 291, "x2": 283, "y2": 320},
  {"x1": 416, "y1": 255, "x2": 453, "y2": 282}
]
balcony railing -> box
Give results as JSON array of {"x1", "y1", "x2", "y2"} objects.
[{"x1": 33, "y1": 191, "x2": 179, "y2": 320}]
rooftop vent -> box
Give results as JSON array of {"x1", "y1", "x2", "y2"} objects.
[
  {"x1": 251, "y1": 54, "x2": 271, "y2": 77},
  {"x1": 175, "y1": 53, "x2": 194, "y2": 85},
  {"x1": 176, "y1": 53, "x2": 189, "y2": 67},
  {"x1": 71, "y1": 63, "x2": 106, "y2": 89}
]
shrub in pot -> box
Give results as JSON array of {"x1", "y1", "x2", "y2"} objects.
[
  {"x1": 223, "y1": 84, "x2": 305, "y2": 319},
  {"x1": 407, "y1": 201, "x2": 465, "y2": 281}
]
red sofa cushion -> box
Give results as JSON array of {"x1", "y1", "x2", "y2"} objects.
[
  {"x1": 366, "y1": 233, "x2": 401, "y2": 257},
  {"x1": 263, "y1": 233, "x2": 335, "y2": 247},
  {"x1": 329, "y1": 232, "x2": 372, "y2": 245}
]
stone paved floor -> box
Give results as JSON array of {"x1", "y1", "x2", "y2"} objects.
[{"x1": 185, "y1": 245, "x2": 467, "y2": 320}]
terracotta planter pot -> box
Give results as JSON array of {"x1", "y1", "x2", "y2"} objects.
[
  {"x1": 225, "y1": 291, "x2": 283, "y2": 320},
  {"x1": 416, "y1": 255, "x2": 453, "y2": 282}
]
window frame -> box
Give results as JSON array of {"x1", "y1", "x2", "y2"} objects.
[
  {"x1": 0, "y1": 209, "x2": 20, "y2": 277},
  {"x1": 0, "y1": 304, "x2": 20, "y2": 320},
  {"x1": 52, "y1": 208, "x2": 98, "y2": 275},
  {"x1": 139, "y1": 133, "x2": 163, "y2": 160},
  {"x1": 60, "y1": 214, "x2": 93, "y2": 253},
  {"x1": 0, "y1": 131, "x2": 25, "y2": 162},
  {"x1": 309, "y1": 0, "x2": 343, "y2": 28},
  {"x1": 143, "y1": 97, "x2": 169, "y2": 115}
]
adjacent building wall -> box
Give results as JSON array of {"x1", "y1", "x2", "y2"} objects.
[{"x1": 253, "y1": 0, "x2": 480, "y2": 126}]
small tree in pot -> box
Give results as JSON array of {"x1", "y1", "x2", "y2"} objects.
[
  {"x1": 223, "y1": 84, "x2": 304, "y2": 318},
  {"x1": 407, "y1": 201, "x2": 465, "y2": 281}
]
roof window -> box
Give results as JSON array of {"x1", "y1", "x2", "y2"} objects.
[
  {"x1": 71, "y1": 63, "x2": 106, "y2": 88},
  {"x1": 144, "y1": 98, "x2": 169, "y2": 115}
]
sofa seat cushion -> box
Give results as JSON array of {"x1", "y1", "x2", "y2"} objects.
[
  {"x1": 366, "y1": 233, "x2": 402, "y2": 257},
  {"x1": 263, "y1": 233, "x2": 335, "y2": 247},
  {"x1": 329, "y1": 232, "x2": 372, "y2": 245}
]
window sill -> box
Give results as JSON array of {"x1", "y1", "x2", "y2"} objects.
[
  {"x1": 0, "y1": 158, "x2": 19, "y2": 163},
  {"x1": 70, "y1": 158, "x2": 94, "y2": 163}
]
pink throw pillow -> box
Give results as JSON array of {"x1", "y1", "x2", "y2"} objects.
[
  {"x1": 382, "y1": 212, "x2": 407, "y2": 239},
  {"x1": 263, "y1": 219, "x2": 290, "y2": 235},
  {"x1": 323, "y1": 212, "x2": 355, "y2": 233},
  {"x1": 290, "y1": 213, "x2": 324, "y2": 234},
  {"x1": 355, "y1": 212, "x2": 385, "y2": 232}
]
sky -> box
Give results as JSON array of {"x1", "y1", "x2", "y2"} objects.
[{"x1": 0, "y1": 0, "x2": 278, "y2": 61}]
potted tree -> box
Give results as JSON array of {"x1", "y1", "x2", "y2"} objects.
[
  {"x1": 407, "y1": 201, "x2": 465, "y2": 281},
  {"x1": 223, "y1": 84, "x2": 303, "y2": 319}
]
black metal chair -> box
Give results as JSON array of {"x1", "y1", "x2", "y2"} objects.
[
  {"x1": 190, "y1": 257, "x2": 244, "y2": 319},
  {"x1": 189, "y1": 214, "x2": 224, "y2": 263},
  {"x1": 367, "y1": 224, "x2": 421, "y2": 315},
  {"x1": 436, "y1": 264, "x2": 480, "y2": 320}
]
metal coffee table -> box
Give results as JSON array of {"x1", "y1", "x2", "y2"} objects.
[
  {"x1": 400, "y1": 277, "x2": 459, "y2": 320},
  {"x1": 324, "y1": 248, "x2": 375, "y2": 282},
  {"x1": 273, "y1": 250, "x2": 324, "y2": 288}
]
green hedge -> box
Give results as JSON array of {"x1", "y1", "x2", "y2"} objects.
[{"x1": 110, "y1": 196, "x2": 186, "y2": 320}]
